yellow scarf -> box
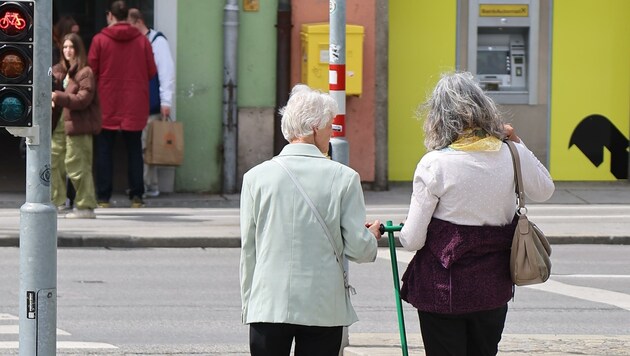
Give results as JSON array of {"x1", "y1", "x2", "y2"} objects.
[{"x1": 449, "y1": 128, "x2": 502, "y2": 152}]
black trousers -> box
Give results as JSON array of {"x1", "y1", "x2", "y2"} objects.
[
  {"x1": 95, "y1": 129, "x2": 144, "y2": 201},
  {"x1": 249, "y1": 323, "x2": 342, "y2": 356},
  {"x1": 418, "y1": 305, "x2": 508, "y2": 356}
]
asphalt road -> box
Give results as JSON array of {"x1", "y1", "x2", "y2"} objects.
[{"x1": 1, "y1": 246, "x2": 629, "y2": 355}]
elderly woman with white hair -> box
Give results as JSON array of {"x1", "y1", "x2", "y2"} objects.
[
  {"x1": 239, "y1": 84, "x2": 382, "y2": 356},
  {"x1": 399, "y1": 72, "x2": 554, "y2": 356}
]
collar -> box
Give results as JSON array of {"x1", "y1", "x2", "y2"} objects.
[{"x1": 277, "y1": 143, "x2": 328, "y2": 159}]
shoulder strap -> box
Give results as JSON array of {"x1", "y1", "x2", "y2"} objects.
[
  {"x1": 505, "y1": 140, "x2": 527, "y2": 213},
  {"x1": 272, "y1": 157, "x2": 355, "y2": 295},
  {"x1": 150, "y1": 31, "x2": 165, "y2": 44}
]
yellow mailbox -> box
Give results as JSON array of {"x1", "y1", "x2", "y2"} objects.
[{"x1": 300, "y1": 23, "x2": 364, "y2": 95}]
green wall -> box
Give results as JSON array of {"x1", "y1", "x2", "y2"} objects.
[
  {"x1": 238, "y1": 1, "x2": 277, "y2": 107},
  {"x1": 176, "y1": 1, "x2": 224, "y2": 192},
  {"x1": 175, "y1": 1, "x2": 277, "y2": 192}
]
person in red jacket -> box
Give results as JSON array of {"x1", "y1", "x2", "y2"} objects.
[{"x1": 88, "y1": 0, "x2": 157, "y2": 208}]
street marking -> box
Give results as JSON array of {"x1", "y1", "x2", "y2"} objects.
[
  {"x1": 0, "y1": 313, "x2": 18, "y2": 320},
  {"x1": 525, "y1": 279, "x2": 630, "y2": 311},
  {"x1": 0, "y1": 312, "x2": 116, "y2": 349},
  {"x1": 377, "y1": 248, "x2": 630, "y2": 312},
  {"x1": 0, "y1": 325, "x2": 71, "y2": 335},
  {"x1": 377, "y1": 248, "x2": 414, "y2": 264},
  {"x1": 556, "y1": 274, "x2": 630, "y2": 279},
  {"x1": 57, "y1": 341, "x2": 118, "y2": 349},
  {"x1": 532, "y1": 215, "x2": 630, "y2": 219},
  {"x1": 0, "y1": 341, "x2": 117, "y2": 349}
]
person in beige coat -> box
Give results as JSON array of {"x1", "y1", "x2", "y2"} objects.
[{"x1": 240, "y1": 84, "x2": 382, "y2": 356}]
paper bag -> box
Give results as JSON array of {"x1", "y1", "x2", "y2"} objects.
[{"x1": 145, "y1": 119, "x2": 184, "y2": 166}]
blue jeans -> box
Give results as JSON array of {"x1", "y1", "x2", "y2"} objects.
[{"x1": 96, "y1": 129, "x2": 144, "y2": 201}]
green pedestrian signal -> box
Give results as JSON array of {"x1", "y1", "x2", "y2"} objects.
[{"x1": 0, "y1": 0, "x2": 33, "y2": 127}]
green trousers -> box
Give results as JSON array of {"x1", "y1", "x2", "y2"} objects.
[{"x1": 51, "y1": 121, "x2": 97, "y2": 209}]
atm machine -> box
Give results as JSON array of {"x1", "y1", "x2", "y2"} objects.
[{"x1": 468, "y1": 0, "x2": 539, "y2": 105}]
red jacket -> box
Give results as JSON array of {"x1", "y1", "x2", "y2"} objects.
[{"x1": 88, "y1": 23, "x2": 157, "y2": 132}]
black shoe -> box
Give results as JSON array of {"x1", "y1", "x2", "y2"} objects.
[{"x1": 130, "y1": 196, "x2": 145, "y2": 208}]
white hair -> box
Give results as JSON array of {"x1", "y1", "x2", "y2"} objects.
[{"x1": 280, "y1": 84, "x2": 338, "y2": 142}]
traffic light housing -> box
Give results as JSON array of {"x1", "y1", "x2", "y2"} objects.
[{"x1": 0, "y1": 1, "x2": 33, "y2": 127}]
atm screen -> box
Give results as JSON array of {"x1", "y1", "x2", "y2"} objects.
[{"x1": 477, "y1": 50, "x2": 509, "y2": 75}]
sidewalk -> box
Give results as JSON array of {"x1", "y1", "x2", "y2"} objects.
[
  {"x1": 0, "y1": 181, "x2": 629, "y2": 248},
  {"x1": 343, "y1": 333, "x2": 630, "y2": 356}
]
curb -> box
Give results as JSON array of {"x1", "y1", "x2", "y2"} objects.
[{"x1": 1, "y1": 235, "x2": 630, "y2": 248}]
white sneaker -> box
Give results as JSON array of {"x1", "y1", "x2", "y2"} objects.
[
  {"x1": 143, "y1": 189, "x2": 160, "y2": 198},
  {"x1": 57, "y1": 205, "x2": 72, "y2": 214},
  {"x1": 66, "y1": 208, "x2": 96, "y2": 219}
]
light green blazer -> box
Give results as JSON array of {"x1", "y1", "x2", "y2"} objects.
[{"x1": 240, "y1": 143, "x2": 378, "y2": 327}]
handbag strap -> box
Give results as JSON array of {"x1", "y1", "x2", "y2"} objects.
[
  {"x1": 505, "y1": 140, "x2": 527, "y2": 213},
  {"x1": 272, "y1": 157, "x2": 356, "y2": 295}
]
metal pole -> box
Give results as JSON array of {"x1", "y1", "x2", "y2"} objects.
[
  {"x1": 384, "y1": 221, "x2": 408, "y2": 356},
  {"x1": 329, "y1": 0, "x2": 348, "y2": 167},
  {"x1": 19, "y1": 0, "x2": 56, "y2": 354},
  {"x1": 222, "y1": 0, "x2": 239, "y2": 194},
  {"x1": 273, "y1": 0, "x2": 291, "y2": 155},
  {"x1": 374, "y1": 0, "x2": 389, "y2": 191},
  {"x1": 329, "y1": 1, "x2": 350, "y2": 353}
]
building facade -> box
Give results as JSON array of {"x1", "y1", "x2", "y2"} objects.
[{"x1": 1, "y1": 0, "x2": 627, "y2": 194}]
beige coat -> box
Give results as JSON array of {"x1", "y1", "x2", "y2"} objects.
[{"x1": 240, "y1": 143, "x2": 377, "y2": 327}]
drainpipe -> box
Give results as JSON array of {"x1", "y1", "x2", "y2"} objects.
[
  {"x1": 374, "y1": 0, "x2": 389, "y2": 190},
  {"x1": 274, "y1": 0, "x2": 292, "y2": 155},
  {"x1": 222, "y1": 0, "x2": 239, "y2": 194}
]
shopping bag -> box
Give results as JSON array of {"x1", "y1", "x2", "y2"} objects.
[{"x1": 145, "y1": 119, "x2": 184, "y2": 166}]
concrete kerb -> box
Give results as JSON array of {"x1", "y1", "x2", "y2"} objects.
[
  {"x1": 0, "y1": 234, "x2": 629, "y2": 248},
  {"x1": 1, "y1": 181, "x2": 630, "y2": 248},
  {"x1": 343, "y1": 333, "x2": 630, "y2": 356}
]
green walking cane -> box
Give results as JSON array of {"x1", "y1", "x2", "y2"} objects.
[{"x1": 380, "y1": 221, "x2": 408, "y2": 356}]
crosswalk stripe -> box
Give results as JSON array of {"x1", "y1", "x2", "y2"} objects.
[
  {"x1": 525, "y1": 279, "x2": 630, "y2": 311},
  {"x1": 376, "y1": 248, "x2": 630, "y2": 312},
  {"x1": 0, "y1": 313, "x2": 18, "y2": 320},
  {"x1": 0, "y1": 341, "x2": 117, "y2": 349},
  {"x1": 0, "y1": 325, "x2": 71, "y2": 335}
]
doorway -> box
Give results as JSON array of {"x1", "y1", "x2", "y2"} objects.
[{"x1": 0, "y1": 0, "x2": 155, "y2": 193}]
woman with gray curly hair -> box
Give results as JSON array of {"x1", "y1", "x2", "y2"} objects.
[
  {"x1": 240, "y1": 84, "x2": 382, "y2": 356},
  {"x1": 399, "y1": 72, "x2": 554, "y2": 355}
]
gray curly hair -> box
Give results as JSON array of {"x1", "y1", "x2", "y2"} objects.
[{"x1": 419, "y1": 71, "x2": 505, "y2": 150}]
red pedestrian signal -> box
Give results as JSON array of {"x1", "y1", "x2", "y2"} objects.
[{"x1": 0, "y1": 1, "x2": 33, "y2": 128}]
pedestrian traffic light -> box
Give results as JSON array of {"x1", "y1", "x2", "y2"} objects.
[{"x1": 0, "y1": 1, "x2": 33, "y2": 127}]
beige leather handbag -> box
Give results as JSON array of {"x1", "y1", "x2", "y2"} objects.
[{"x1": 506, "y1": 140, "x2": 552, "y2": 286}]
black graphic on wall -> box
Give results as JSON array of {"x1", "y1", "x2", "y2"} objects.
[{"x1": 569, "y1": 114, "x2": 628, "y2": 179}]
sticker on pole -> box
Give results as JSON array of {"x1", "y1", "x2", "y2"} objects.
[{"x1": 26, "y1": 291, "x2": 35, "y2": 319}]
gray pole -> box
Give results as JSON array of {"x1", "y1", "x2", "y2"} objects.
[
  {"x1": 328, "y1": 0, "x2": 350, "y2": 353},
  {"x1": 222, "y1": 0, "x2": 239, "y2": 194},
  {"x1": 18, "y1": 0, "x2": 56, "y2": 355},
  {"x1": 374, "y1": 0, "x2": 389, "y2": 191},
  {"x1": 329, "y1": 0, "x2": 348, "y2": 167}
]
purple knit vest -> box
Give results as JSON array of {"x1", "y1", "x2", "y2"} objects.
[{"x1": 400, "y1": 216, "x2": 517, "y2": 314}]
